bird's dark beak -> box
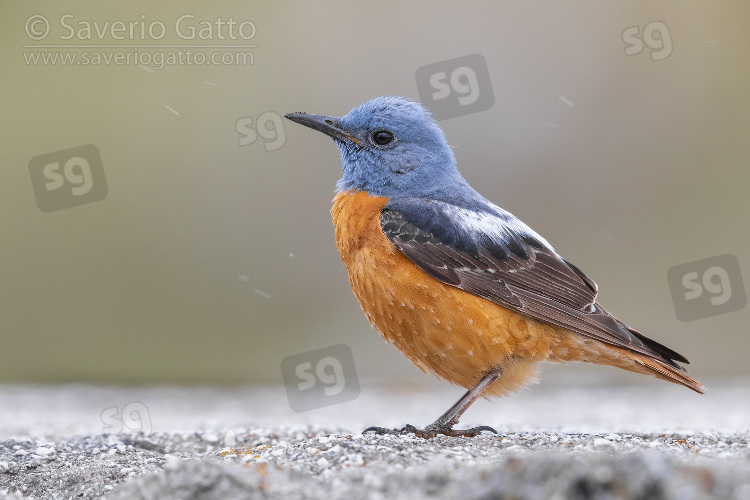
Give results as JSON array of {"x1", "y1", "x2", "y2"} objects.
[{"x1": 284, "y1": 112, "x2": 363, "y2": 147}]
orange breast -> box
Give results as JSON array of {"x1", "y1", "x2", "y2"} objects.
[{"x1": 331, "y1": 190, "x2": 595, "y2": 397}]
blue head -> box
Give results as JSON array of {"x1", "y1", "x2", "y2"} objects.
[{"x1": 285, "y1": 96, "x2": 475, "y2": 201}]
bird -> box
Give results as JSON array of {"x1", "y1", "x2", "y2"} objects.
[{"x1": 284, "y1": 96, "x2": 705, "y2": 438}]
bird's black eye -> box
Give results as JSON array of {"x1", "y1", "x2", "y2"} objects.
[{"x1": 371, "y1": 130, "x2": 394, "y2": 146}]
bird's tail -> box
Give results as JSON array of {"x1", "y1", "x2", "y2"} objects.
[
  {"x1": 566, "y1": 328, "x2": 707, "y2": 394},
  {"x1": 591, "y1": 307, "x2": 706, "y2": 394},
  {"x1": 625, "y1": 352, "x2": 706, "y2": 394}
]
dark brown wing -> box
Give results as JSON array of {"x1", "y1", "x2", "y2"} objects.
[{"x1": 380, "y1": 199, "x2": 689, "y2": 369}]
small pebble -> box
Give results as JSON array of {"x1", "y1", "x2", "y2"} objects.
[
  {"x1": 593, "y1": 438, "x2": 613, "y2": 447},
  {"x1": 202, "y1": 433, "x2": 219, "y2": 443},
  {"x1": 34, "y1": 446, "x2": 54, "y2": 456}
]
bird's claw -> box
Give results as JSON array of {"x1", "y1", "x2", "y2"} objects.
[
  {"x1": 363, "y1": 423, "x2": 497, "y2": 438},
  {"x1": 362, "y1": 426, "x2": 405, "y2": 436}
]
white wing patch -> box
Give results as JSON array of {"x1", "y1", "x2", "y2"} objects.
[{"x1": 441, "y1": 201, "x2": 557, "y2": 255}]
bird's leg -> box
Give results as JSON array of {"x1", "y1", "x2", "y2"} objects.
[
  {"x1": 421, "y1": 368, "x2": 502, "y2": 436},
  {"x1": 364, "y1": 368, "x2": 502, "y2": 438}
]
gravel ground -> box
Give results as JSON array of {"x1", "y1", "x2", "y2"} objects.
[{"x1": 0, "y1": 378, "x2": 749, "y2": 499}]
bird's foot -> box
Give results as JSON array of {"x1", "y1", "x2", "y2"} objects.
[{"x1": 363, "y1": 423, "x2": 497, "y2": 439}]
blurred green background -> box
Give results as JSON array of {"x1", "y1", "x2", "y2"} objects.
[{"x1": 1, "y1": 1, "x2": 748, "y2": 385}]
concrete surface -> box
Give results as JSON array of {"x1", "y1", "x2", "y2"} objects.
[{"x1": 0, "y1": 378, "x2": 749, "y2": 499}]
